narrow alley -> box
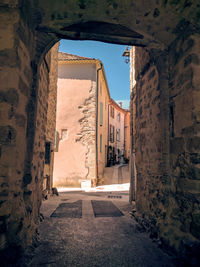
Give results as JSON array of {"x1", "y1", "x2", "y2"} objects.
[{"x1": 19, "y1": 189, "x2": 175, "y2": 267}]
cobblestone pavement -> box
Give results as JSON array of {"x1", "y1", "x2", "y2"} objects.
[{"x1": 21, "y1": 191, "x2": 175, "y2": 267}]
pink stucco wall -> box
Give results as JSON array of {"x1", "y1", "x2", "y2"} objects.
[{"x1": 53, "y1": 63, "x2": 96, "y2": 187}]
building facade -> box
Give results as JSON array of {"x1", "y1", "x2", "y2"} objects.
[
  {"x1": 107, "y1": 99, "x2": 129, "y2": 166},
  {"x1": 53, "y1": 52, "x2": 110, "y2": 187}
]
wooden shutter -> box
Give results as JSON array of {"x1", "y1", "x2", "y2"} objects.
[{"x1": 100, "y1": 102, "x2": 103, "y2": 126}]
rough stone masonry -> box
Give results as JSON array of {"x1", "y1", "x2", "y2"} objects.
[{"x1": 0, "y1": 0, "x2": 200, "y2": 264}]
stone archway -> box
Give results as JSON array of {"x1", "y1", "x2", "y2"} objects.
[{"x1": 0, "y1": 0, "x2": 200, "y2": 262}]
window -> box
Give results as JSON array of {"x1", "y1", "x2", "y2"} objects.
[
  {"x1": 45, "y1": 142, "x2": 51, "y2": 164},
  {"x1": 61, "y1": 129, "x2": 68, "y2": 140},
  {"x1": 116, "y1": 129, "x2": 120, "y2": 141},
  {"x1": 100, "y1": 134, "x2": 102, "y2": 153},
  {"x1": 117, "y1": 112, "x2": 121, "y2": 122},
  {"x1": 110, "y1": 125, "x2": 115, "y2": 142},
  {"x1": 100, "y1": 102, "x2": 103, "y2": 126},
  {"x1": 110, "y1": 106, "x2": 115, "y2": 118}
]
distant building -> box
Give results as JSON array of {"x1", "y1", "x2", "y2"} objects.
[
  {"x1": 107, "y1": 99, "x2": 130, "y2": 166},
  {"x1": 53, "y1": 52, "x2": 110, "y2": 187}
]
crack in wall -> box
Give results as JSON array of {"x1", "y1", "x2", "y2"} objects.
[{"x1": 76, "y1": 81, "x2": 96, "y2": 181}]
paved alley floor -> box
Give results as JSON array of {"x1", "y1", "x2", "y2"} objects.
[
  {"x1": 103, "y1": 164, "x2": 130, "y2": 185},
  {"x1": 22, "y1": 190, "x2": 175, "y2": 267}
]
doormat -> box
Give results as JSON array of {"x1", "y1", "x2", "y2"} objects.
[
  {"x1": 51, "y1": 200, "x2": 82, "y2": 218},
  {"x1": 91, "y1": 200, "x2": 124, "y2": 217}
]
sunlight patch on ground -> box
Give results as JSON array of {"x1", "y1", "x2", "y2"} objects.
[{"x1": 57, "y1": 183, "x2": 130, "y2": 193}]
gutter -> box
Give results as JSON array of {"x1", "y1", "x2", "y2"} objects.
[{"x1": 96, "y1": 63, "x2": 103, "y2": 185}]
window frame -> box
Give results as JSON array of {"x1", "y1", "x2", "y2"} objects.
[{"x1": 100, "y1": 102, "x2": 103, "y2": 126}]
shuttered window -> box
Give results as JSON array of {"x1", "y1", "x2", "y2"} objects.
[
  {"x1": 116, "y1": 129, "x2": 120, "y2": 141},
  {"x1": 100, "y1": 134, "x2": 102, "y2": 153},
  {"x1": 100, "y1": 102, "x2": 103, "y2": 126},
  {"x1": 110, "y1": 125, "x2": 115, "y2": 142}
]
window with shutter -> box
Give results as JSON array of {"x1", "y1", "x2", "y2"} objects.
[
  {"x1": 100, "y1": 102, "x2": 103, "y2": 126},
  {"x1": 100, "y1": 134, "x2": 102, "y2": 153}
]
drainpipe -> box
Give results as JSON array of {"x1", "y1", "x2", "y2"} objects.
[{"x1": 96, "y1": 63, "x2": 103, "y2": 185}]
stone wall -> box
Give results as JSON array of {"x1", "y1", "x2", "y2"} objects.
[
  {"x1": 0, "y1": 6, "x2": 57, "y2": 258},
  {"x1": 167, "y1": 34, "x2": 200, "y2": 252},
  {"x1": 43, "y1": 43, "x2": 59, "y2": 194},
  {"x1": 132, "y1": 35, "x2": 200, "y2": 258},
  {"x1": 0, "y1": 7, "x2": 36, "y2": 256}
]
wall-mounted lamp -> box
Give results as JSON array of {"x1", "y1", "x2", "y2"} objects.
[{"x1": 122, "y1": 46, "x2": 130, "y2": 64}]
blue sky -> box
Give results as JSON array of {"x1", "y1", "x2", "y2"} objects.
[{"x1": 59, "y1": 40, "x2": 130, "y2": 105}]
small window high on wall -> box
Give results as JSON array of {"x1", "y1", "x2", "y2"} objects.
[
  {"x1": 61, "y1": 129, "x2": 68, "y2": 140},
  {"x1": 110, "y1": 106, "x2": 115, "y2": 118},
  {"x1": 117, "y1": 112, "x2": 121, "y2": 122}
]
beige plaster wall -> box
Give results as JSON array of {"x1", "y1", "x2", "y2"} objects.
[{"x1": 53, "y1": 63, "x2": 96, "y2": 187}]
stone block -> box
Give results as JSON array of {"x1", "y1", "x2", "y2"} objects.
[
  {"x1": 176, "y1": 68, "x2": 193, "y2": 89},
  {"x1": 0, "y1": 233, "x2": 6, "y2": 250},
  {"x1": 186, "y1": 137, "x2": 200, "y2": 152},
  {"x1": 0, "y1": 88, "x2": 19, "y2": 106},
  {"x1": 0, "y1": 201, "x2": 10, "y2": 216},
  {"x1": 18, "y1": 77, "x2": 29, "y2": 98},
  {"x1": 193, "y1": 167, "x2": 200, "y2": 180},
  {"x1": 184, "y1": 54, "x2": 199, "y2": 68},
  {"x1": 191, "y1": 212, "x2": 200, "y2": 239},
  {"x1": 0, "y1": 165, "x2": 8, "y2": 178},
  {"x1": 170, "y1": 137, "x2": 185, "y2": 154},
  {"x1": 178, "y1": 179, "x2": 200, "y2": 193},
  {"x1": 0, "y1": 126, "x2": 16, "y2": 145},
  {"x1": 0, "y1": 11, "x2": 18, "y2": 50},
  {"x1": 190, "y1": 153, "x2": 200, "y2": 164}
]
